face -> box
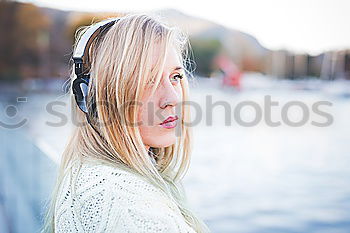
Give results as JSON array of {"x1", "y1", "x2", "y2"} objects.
[{"x1": 138, "y1": 44, "x2": 184, "y2": 150}]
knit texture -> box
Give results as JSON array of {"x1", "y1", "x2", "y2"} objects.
[{"x1": 54, "y1": 159, "x2": 197, "y2": 233}]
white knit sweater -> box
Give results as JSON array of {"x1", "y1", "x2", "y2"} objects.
[{"x1": 54, "y1": 159, "x2": 197, "y2": 233}]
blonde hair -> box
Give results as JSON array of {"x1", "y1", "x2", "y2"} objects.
[{"x1": 42, "y1": 12, "x2": 209, "y2": 233}]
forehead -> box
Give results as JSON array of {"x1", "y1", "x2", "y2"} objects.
[{"x1": 151, "y1": 44, "x2": 182, "y2": 72}]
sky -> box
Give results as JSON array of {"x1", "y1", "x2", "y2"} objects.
[{"x1": 20, "y1": 0, "x2": 350, "y2": 55}]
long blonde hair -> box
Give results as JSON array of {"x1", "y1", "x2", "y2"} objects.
[{"x1": 42, "y1": 12, "x2": 209, "y2": 233}]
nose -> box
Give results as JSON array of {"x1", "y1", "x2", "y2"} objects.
[{"x1": 159, "y1": 80, "x2": 180, "y2": 109}]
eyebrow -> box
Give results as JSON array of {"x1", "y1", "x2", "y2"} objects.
[
  {"x1": 151, "y1": 66, "x2": 184, "y2": 73},
  {"x1": 173, "y1": 66, "x2": 184, "y2": 71}
]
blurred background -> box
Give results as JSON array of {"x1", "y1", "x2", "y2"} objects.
[{"x1": 0, "y1": 0, "x2": 349, "y2": 232}]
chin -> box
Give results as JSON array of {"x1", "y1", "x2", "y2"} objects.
[{"x1": 148, "y1": 134, "x2": 177, "y2": 148}]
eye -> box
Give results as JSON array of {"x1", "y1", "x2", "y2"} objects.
[{"x1": 170, "y1": 73, "x2": 184, "y2": 84}]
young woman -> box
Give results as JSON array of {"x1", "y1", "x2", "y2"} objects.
[{"x1": 43, "y1": 13, "x2": 210, "y2": 233}]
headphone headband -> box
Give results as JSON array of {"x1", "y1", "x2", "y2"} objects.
[
  {"x1": 72, "y1": 17, "x2": 120, "y2": 114},
  {"x1": 73, "y1": 18, "x2": 117, "y2": 72}
]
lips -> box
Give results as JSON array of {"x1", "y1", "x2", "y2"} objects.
[
  {"x1": 160, "y1": 115, "x2": 178, "y2": 129},
  {"x1": 160, "y1": 115, "x2": 178, "y2": 125}
]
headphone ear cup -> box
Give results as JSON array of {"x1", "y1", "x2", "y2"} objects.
[{"x1": 72, "y1": 76, "x2": 90, "y2": 113}]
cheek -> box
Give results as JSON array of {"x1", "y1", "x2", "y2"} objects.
[
  {"x1": 138, "y1": 101, "x2": 149, "y2": 127},
  {"x1": 177, "y1": 85, "x2": 183, "y2": 101},
  {"x1": 138, "y1": 100, "x2": 161, "y2": 146},
  {"x1": 138, "y1": 97, "x2": 156, "y2": 132}
]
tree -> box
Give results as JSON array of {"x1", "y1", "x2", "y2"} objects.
[
  {"x1": 189, "y1": 38, "x2": 222, "y2": 77},
  {"x1": 0, "y1": 1, "x2": 50, "y2": 80}
]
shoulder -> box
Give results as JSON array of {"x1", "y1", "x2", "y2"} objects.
[
  {"x1": 55, "y1": 160, "x2": 196, "y2": 233},
  {"x1": 73, "y1": 160, "x2": 167, "y2": 203}
]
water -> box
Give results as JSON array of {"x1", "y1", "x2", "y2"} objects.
[
  {"x1": 184, "y1": 74, "x2": 350, "y2": 233},
  {"x1": 1, "y1": 73, "x2": 349, "y2": 232}
]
